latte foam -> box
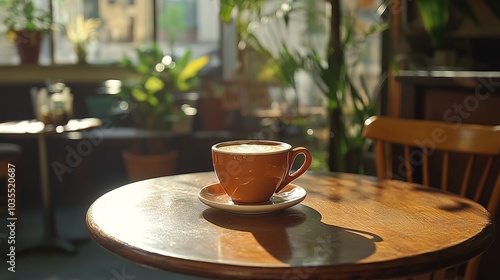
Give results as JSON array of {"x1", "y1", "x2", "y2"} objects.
[{"x1": 216, "y1": 142, "x2": 290, "y2": 154}]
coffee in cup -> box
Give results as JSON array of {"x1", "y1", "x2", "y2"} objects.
[{"x1": 212, "y1": 140, "x2": 312, "y2": 203}]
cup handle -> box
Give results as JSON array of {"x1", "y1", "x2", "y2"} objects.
[{"x1": 276, "y1": 147, "x2": 312, "y2": 192}]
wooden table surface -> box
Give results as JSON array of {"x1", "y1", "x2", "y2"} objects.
[
  {"x1": 86, "y1": 171, "x2": 495, "y2": 280},
  {"x1": 0, "y1": 118, "x2": 102, "y2": 135}
]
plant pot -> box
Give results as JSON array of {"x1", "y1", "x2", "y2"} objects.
[
  {"x1": 14, "y1": 30, "x2": 43, "y2": 64},
  {"x1": 121, "y1": 150, "x2": 178, "y2": 182}
]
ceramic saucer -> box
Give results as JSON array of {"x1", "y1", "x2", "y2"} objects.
[{"x1": 198, "y1": 183, "x2": 306, "y2": 214}]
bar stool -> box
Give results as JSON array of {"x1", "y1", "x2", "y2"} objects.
[{"x1": 0, "y1": 143, "x2": 23, "y2": 215}]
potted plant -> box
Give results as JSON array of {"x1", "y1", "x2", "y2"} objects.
[
  {"x1": 118, "y1": 43, "x2": 209, "y2": 181},
  {"x1": 65, "y1": 15, "x2": 100, "y2": 64},
  {"x1": 1, "y1": 0, "x2": 52, "y2": 64}
]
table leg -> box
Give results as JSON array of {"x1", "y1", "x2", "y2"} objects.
[
  {"x1": 39, "y1": 133, "x2": 57, "y2": 239},
  {"x1": 17, "y1": 134, "x2": 80, "y2": 254}
]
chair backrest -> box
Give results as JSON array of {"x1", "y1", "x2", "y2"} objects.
[
  {"x1": 362, "y1": 116, "x2": 500, "y2": 280},
  {"x1": 363, "y1": 115, "x2": 500, "y2": 215}
]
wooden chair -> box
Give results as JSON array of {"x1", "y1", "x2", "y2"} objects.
[{"x1": 363, "y1": 116, "x2": 500, "y2": 280}]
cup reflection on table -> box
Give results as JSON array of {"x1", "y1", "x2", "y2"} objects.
[{"x1": 211, "y1": 140, "x2": 313, "y2": 204}]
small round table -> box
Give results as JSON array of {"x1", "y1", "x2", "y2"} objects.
[
  {"x1": 86, "y1": 171, "x2": 495, "y2": 280},
  {"x1": 0, "y1": 118, "x2": 102, "y2": 253}
]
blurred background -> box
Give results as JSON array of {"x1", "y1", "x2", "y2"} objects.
[{"x1": 0, "y1": 0, "x2": 499, "y2": 279}]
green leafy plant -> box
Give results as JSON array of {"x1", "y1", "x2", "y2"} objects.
[
  {"x1": 1, "y1": 0, "x2": 51, "y2": 34},
  {"x1": 310, "y1": 2, "x2": 388, "y2": 172},
  {"x1": 0, "y1": 0, "x2": 52, "y2": 63},
  {"x1": 220, "y1": 0, "x2": 388, "y2": 173},
  {"x1": 414, "y1": 0, "x2": 500, "y2": 46},
  {"x1": 119, "y1": 43, "x2": 209, "y2": 154}
]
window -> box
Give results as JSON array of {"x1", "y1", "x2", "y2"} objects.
[
  {"x1": 0, "y1": 0, "x2": 221, "y2": 65},
  {"x1": 155, "y1": 0, "x2": 220, "y2": 61}
]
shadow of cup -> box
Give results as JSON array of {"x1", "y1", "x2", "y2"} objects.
[
  {"x1": 202, "y1": 205, "x2": 382, "y2": 267},
  {"x1": 202, "y1": 207, "x2": 306, "y2": 261}
]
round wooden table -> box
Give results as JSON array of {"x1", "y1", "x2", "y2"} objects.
[
  {"x1": 0, "y1": 118, "x2": 102, "y2": 253},
  {"x1": 86, "y1": 171, "x2": 495, "y2": 280}
]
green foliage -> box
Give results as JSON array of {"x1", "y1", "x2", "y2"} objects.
[
  {"x1": 0, "y1": 0, "x2": 52, "y2": 32},
  {"x1": 119, "y1": 43, "x2": 209, "y2": 132},
  {"x1": 224, "y1": 0, "x2": 324, "y2": 113},
  {"x1": 159, "y1": 2, "x2": 188, "y2": 45},
  {"x1": 219, "y1": 0, "x2": 266, "y2": 23},
  {"x1": 414, "y1": 0, "x2": 451, "y2": 47},
  {"x1": 414, "y1": 0, "x2": 500, "y2": 46},
  {"x1": 220, "y1": 0, "x2": 388, "y2": 172},
  {"x1": 311, "y1": 9, "x2": 388, "y2": 152}
]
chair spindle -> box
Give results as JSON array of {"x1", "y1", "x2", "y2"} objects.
[
  {"x1": 460, "y1": 155, "x2": 475, "y2": 197},
  {"x1": 422, "y1": 148, "x2": 429, "y2": 186},
  {"x1": 404, "y1": 145, "x2": 413, "y2": 183},
  {"x1": 473, "y1": 156, "x2": 493, "y2": 202},
  {"x1": 441, "y1": 151, "x2": 449, "y2": 191}
]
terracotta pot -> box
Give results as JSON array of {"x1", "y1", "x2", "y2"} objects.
[
  {"x1": 121, "y1": 150, "x2": 178, "y2": 182},
  {"x1": 14, "y1": 30, "x2": 42, "y2": 64}
]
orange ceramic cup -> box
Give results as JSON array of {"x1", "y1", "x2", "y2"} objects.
[{"x1": 212, "y1": 140, "x2": 312, "y2": 204}]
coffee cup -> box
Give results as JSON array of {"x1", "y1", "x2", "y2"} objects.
[{"x1": 212, "y1": 140, "x2": 312, "y2": 204}]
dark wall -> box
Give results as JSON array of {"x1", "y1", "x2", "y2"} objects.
[{"x1": 0, "y1": 82, "x2": 105, "y2": 122}]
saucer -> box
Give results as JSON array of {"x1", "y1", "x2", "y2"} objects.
[{"x1": 198, "y1": 183, "x2": 306, "y2": 214}]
